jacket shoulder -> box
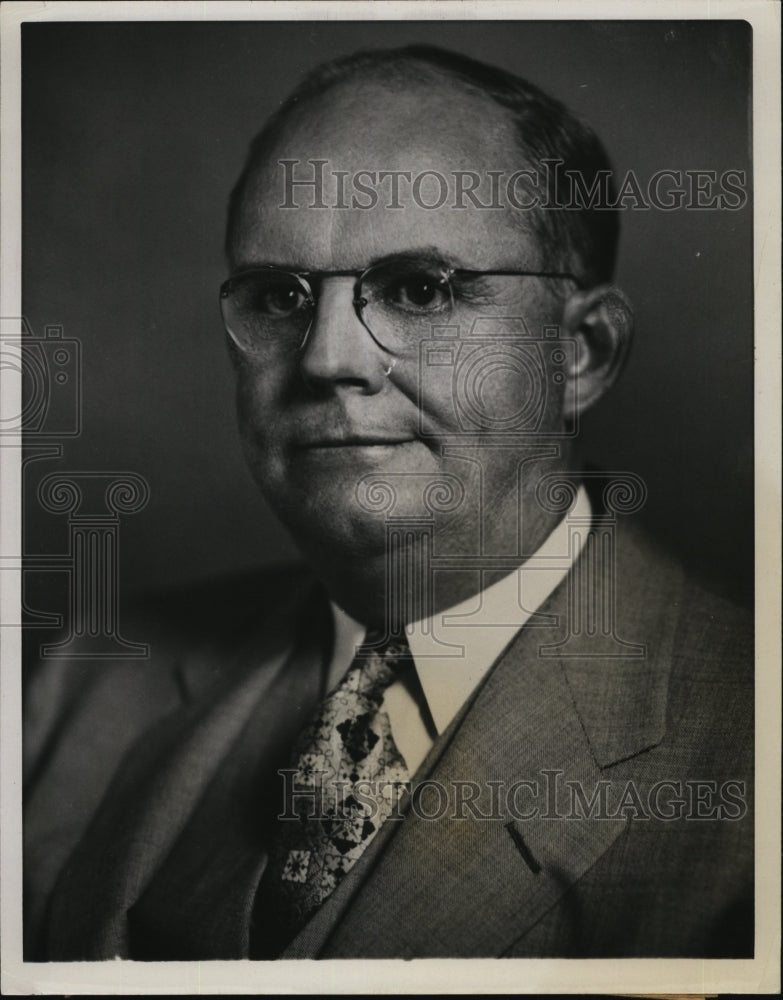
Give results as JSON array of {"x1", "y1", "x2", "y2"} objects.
[
  {"x1": 22, "y1": 561, "x2": 317, "y2": 957},
  {"x1": 24, "y1": 561, "x2": 316, "y2": 778}
]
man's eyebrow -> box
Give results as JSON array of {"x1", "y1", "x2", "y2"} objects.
[
  {"x1": 363, "y1": 246, "x2": 469, "y2": 269},
  {"x1": 230, "y1": 246, "x2": 475, "y2": 275},
  {"x1": 230, "y1": 258, "x2": 295, "y2": 273}
]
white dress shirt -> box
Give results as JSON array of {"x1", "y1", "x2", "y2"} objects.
[{"x1": 327, "y1": 485, "x2": 591, "y2": 775}]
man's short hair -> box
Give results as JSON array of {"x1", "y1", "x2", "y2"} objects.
[{"x1": 225, "y1": 45, "x2": 620, "y2": 287}]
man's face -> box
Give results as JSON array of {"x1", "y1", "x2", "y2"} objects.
[{"x1": 228, "y1": 79, "x2": 571, "y2": 560}]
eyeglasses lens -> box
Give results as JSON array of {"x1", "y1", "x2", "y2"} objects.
[
  {"x1": 221, "y1": 271, "x2": 314, "y2": 352},
  {"x1": 358, "y1": 260, "x2": 454, "y2": 353},
  {"x1": 221, "y1": 260, "x2": 455, "y2": 355}
]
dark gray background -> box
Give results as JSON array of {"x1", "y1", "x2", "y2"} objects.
[{"x1": 21, "y1": 20, "x2": 753, "y2": 607}]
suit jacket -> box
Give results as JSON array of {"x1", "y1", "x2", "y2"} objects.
[{"x1": 23, "y1": 518, "x2": 753, "y2": 960}]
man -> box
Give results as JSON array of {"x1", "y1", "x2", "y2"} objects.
[{"x1": 24, "y1": 45, "x2": 752, "y2": 960}]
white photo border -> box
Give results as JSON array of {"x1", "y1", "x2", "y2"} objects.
[{"x1": 1, "y1": 1, "x2": 779, "y2": 994}]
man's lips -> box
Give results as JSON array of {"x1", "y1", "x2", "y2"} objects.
[{"x1": 295, "y1": 436, "x2": 415, "y2": 449}]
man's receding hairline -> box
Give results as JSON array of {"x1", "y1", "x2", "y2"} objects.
[
  {"x1": 264, "y1": 71, "x2": 521, "y2": 161},
  {"x1": 289, "y1": 52, "x2": 532, "y2": 109},
  {"x1": 261, "y1": 48, "x2": 566, "y2": 168},
  {"x1": 226, "y1": 45, "x2": 620, "y2": 284}
]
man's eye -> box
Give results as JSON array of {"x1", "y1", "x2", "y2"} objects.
[
  {"x1": 259, "y1": 283, "x2": 309, "y2": 317},
  {"x1": 384, "y1": 272, "x2": 451, "y2": 312}
]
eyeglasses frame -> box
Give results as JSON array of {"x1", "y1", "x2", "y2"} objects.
[{"x1": 219, "y1": 257, "x2": 583, "y2": 354}]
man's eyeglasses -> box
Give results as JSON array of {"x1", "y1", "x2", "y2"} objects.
[{"x1": 219, "y1": 254, "x2": 581, "y2": 356}]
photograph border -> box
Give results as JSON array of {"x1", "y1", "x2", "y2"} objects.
[{"x1": 1, "y1": 1, "x2": 779, "y2": 994}]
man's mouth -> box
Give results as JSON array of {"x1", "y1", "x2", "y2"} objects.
[
  {"x1": 296, "y1": 435, "x2": 415, "y2": 449},
  {"x1": 292, "y1": 427, "x2": 414, "y2": 451}
]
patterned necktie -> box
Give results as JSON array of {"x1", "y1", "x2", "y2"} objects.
[{"x1": 252, "y1": 629, "x2": 412, "y2": 955}]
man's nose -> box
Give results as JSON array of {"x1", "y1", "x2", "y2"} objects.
[{"x1": 298, "y1": 279, "x2": 387, "y2": 393}]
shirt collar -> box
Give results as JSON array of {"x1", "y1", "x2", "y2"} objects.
[{"x1": 328, "y1": 484, "x2": 591, "y2": 734}]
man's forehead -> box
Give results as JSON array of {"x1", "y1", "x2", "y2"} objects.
[
  {"x1": 230, "y1": 78, "x2": 543, "y2": 271},
  {"x1": 271, "y1": 77, "x2": 518, "y2": 171}
]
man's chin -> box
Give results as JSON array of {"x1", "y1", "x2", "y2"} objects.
[{"x1": 266, "y1": 491, "x2": 392, "y2": 559}]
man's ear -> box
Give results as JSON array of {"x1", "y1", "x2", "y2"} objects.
[{"x1": 560, "y1": 285, "x2": 633, "y2": 420}]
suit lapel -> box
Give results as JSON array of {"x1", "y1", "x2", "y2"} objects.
[
  {"x1": 318, "y1": 627, "x2": 627, "y2": 957},
  {"x1": 317, "y1": 525, "x2": 685, "y2": 958},
  {"x1": 46, "y1": 580, "x2": 330, "y2": 960}
]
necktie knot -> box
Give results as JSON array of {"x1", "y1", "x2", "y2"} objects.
[{"x1": 348, "y1": 629, "x2": 413, "y2": 702}]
